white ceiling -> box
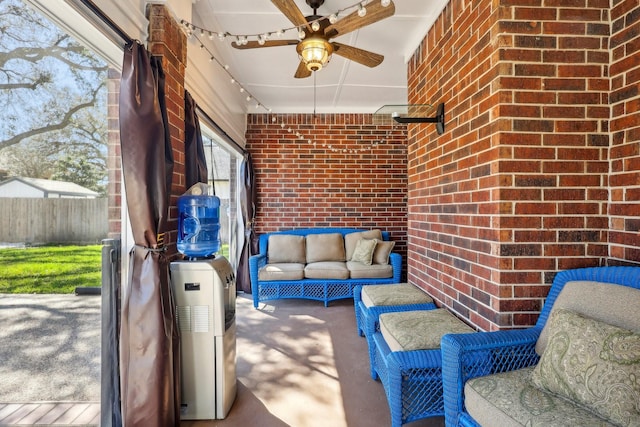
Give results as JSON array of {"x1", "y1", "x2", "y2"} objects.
[{"x1": 191, "y1": 0, "x2": 448, "y2": 114}]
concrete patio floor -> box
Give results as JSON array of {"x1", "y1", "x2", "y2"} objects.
[{"x1": 0, "y1": 293, "x2": 444, "y2": 427}]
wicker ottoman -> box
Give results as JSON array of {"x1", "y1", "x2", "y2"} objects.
[
  {"x1": 372, "y1": 309, "x2": 475, "y2": 427},
  {"x1": 354, "y1": 283, "x2": 436, "y2": 376}
]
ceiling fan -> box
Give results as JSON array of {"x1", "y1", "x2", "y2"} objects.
[{"x1": 231, "y1": 0, "x2": 395, "y2": 78}]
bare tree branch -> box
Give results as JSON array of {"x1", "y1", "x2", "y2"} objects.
[{"x1": 0, "y1": 84, "x2": 104, "y2": 151}]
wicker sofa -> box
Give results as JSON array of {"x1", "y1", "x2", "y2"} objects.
[
  {"x1": 441, "y1": 266, "x2": 640, "y2": 427},
  {"x1": 249, "y1": 228, "x2": 402, "y2": 308}
]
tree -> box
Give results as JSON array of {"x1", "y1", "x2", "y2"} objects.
[
  {"x1": 0, "y1": 0, "x2": 108, "y2": 190},
  {"x1": 52, "y1": 155, "x2": 106, "y2": 195}
]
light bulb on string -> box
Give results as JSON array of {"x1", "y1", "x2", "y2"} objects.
[{"x1": 358, "y1": 4, "x2": 366, "y2": 17}]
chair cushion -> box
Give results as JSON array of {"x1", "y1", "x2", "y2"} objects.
[
  {"x1": 379, "y1": 309, "x2": 473, "y2": 352},
  {"x1": 530, "y1": 308, "x2": 640, "y2": 427},
  {"x1": 536, "y1": 280, "x2": 640, "y2": 355},
  {"x1": 350, "y1": 238, "x2": 378, "y2": 265},
  {"x1": 344, "y1": 229, "x2": 382, "y2": 260},
  {"x1": 267, "y1": 235, "x2": 306, "y2": 264},
  {"x1": 304, "y1": 261, "x2": 350, "y2": 280},
  {"x1": 258, "y1": 263, "x2": 305, "y2": 281},
  {"x1": 305, "y1": 233, "x2": 346, "y2": 263},
  {"x1": 465, "y1": 367, "x2": 616, "y2": 427},
  {"x1": 372, "y1": 240, "x2": 395, "y2": 265},
  {"x1": 361, "y1": 283, "x2": 433, "y2": 308},
  {"x1": 346, "y1": 262, "x2": 393, "y2": 279}
]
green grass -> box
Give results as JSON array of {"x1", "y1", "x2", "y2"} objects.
[
  {"x1": 0, "y1": 243, "x2": 232, "y2": 294},
  {"x1": 0, "y1": 245, "x2": 102, "y2": 294}
]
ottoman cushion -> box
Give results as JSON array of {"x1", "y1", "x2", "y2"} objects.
[
  {"x1": 380, "y1": 309, "x2": 474, "y2": 351},
  {"x1": 362, "y1": 283, "x2": 433, "y2": 308}
]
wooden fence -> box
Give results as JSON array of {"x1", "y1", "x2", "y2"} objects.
[{"x1": 0, "y1": 198, "x2": 108, "y2": 244}]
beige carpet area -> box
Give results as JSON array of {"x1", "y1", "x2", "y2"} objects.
[{"x1": 182, "y1": 294, "x2": 444, "y2": 427}]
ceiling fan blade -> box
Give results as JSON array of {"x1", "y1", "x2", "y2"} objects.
[
  {"x1": 231, "y1": 39, "x2": 299, "y2": 49},
  {"x1": 294, "y1": 60, "x2": 312, "y2": 79},
  {"x1": 325, "y1": 0, "x2": 395, "y2": 39},
  {"x1": 332, "y1": 42, "x2": 384, "y2": 67},
  {"x1": 271, "y1": 0, "x2": 311, "y2": 31}
]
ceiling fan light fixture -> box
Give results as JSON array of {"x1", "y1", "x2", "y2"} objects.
[
  {"x1": 297, "y1": 35, "x2": 333, "y2": 72},
  {"x1": 311, "y1": 21, "x2": 321, "y2": 32},
  {"x1": 381, "y1": 0, "x2": 391, "y2": 6},
  {"x1": 329, "y1": 13, "x2": 338, "y2": 24}
]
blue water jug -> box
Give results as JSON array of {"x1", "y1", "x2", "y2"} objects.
[{"x1": 177, "y1": 194, "x2": 221, "y2": 258}]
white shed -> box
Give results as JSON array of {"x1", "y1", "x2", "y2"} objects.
[{"x1": 0, "y1": 177, "x2": 100, "y2": 198}]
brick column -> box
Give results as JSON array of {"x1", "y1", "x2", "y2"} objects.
[{"x1": 147, "y1": 4, "x2": 188, "y2": 253}]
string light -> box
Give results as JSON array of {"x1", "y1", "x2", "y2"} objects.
[
  {"x1": 184, "y1": 0, "x2": 402, "y2": 154},
  {"x1": 179, "y1": 0, "x2": 391, "y2": 47},
  {"x1": 358, "y1": 3, "x2": 367, "y2": 17}
]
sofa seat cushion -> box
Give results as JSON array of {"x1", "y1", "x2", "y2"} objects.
[
  {"x1": 346, "y1": 261, "x2": 393, "y2": 279},
  {"x1": 306, "y1": 233, "x2": 346, "y2": 263},
  {"x1": 258, "y1": 263, "x2": 305, "y2": 281},
  {"x1": 465, "y1": 367, "x2": 616, "y2": 427},
  {"x1": 531, "y1": 308, "x2": 640, "y2": 427},
  {"x1": 361, "y1": 282, "x2": 433, "y2": 308},
  {"x1": 304, "y1": 261, "x2": 350, "y2": 280},
  {"x1": 380, "y1": 309, "x2": 474, "y2": 352}
]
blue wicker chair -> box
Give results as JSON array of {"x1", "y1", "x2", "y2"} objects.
[
  {"x1": 354, "y1": 283, "x2": 437, "y2": 377},
  {"x1": 441, "y1": 266, "x2": 640, "y2": 427}
]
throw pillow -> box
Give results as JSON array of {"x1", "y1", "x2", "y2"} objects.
[
  {"x1": 351, "y1": 238, "x2": 377, "y2": 265},
  {"x1": 530, "y1": 308, "x2": 640, "y2": 427},
  {"x1": 373, "y1": 240, "x2": 395, "y2": 265},
  {"x1": 344, "y1": 230, "x2": 382, "y2": 260}
]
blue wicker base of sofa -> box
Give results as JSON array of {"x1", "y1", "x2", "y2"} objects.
[{"x1": 253, "y1": 277, "x2": 398, "y2": 308}]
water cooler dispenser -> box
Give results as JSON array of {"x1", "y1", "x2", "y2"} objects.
[{"x1": 170, "y1": 189, "x2": 237, "y2": 420}]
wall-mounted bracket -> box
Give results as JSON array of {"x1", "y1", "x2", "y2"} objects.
[{"x1": 374, "y1": 102, "x2": 446, "y2": 135}]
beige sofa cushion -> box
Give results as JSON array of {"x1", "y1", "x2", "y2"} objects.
[
  {"x1": 380, "y1": 309, "x2": 474, "y2": 352},
  {"x1": 304, "y1": 261, "x2": 350, "y2": 280},
  {"x1": 267, "y1": 235, "x2": 306, "y2": 264},
  {"x1": 372, "y1": 240, "x2": 395, "y2": 265},
  {"x1": 531, "y1": 309, "x2": 640, "y2": 427},
  {"x1": 346, "y1": 261, "x2": 393, "y2": 279},
  {"x1": 536, "y1": 281, "x2": 640, "y2": 355},
  {"x1": 350, "y1": 238, "x2": 378, "y2": 265},
  {"x1": 344, "y1": 230, "x2": 382, "y2": 260},
  {"x1": 306, "y1": 233, "x2": 345, "y2": 263},
  {"x1": 258, "y1": 263, "x2": 305, "y2": 281},
  {"x1": 465, "y1": 367, "x2": 615, "y2": 427}
]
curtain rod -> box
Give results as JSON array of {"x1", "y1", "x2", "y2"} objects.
[
  {"x1": 79, "y1": 0, "x2": 134, "y2": 46},
  {"x1": 196, "y1": 105, "x2": 247, "y2": 156}
]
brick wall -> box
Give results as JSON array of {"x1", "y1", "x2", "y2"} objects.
[
  {"x1": 246, "y1": 113, "x2": 408, "y2": 269},
  {"x1": 408, "y1": 0, "x2": 639, "y2": 331},
  {"x1": 610, "y1": 0, "x2": 640, "y2": 263}
]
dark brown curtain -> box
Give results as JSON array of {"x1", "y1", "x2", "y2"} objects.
[
  {"x1": 184, "y1": 90, "x2": 208, "y2": 188},
  {"x1": 118, "y1": 41, "x2": 180, "y2": 426},
  {"x1": 236, "y1": 152, "x2": 256, "y2": 293}
]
